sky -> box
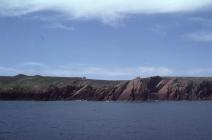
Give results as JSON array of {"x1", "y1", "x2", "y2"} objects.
[{"x1": 0, "y1": 0, "x2": 212, "y2": 80}]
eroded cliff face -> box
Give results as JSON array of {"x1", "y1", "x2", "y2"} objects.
[{"x1": 0, "y1": 75, "x2": 212, "y2": 101}]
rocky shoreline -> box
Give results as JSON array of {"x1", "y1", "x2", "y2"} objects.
[{"x1": 0, "y1": 75, "x2": 212, "y2": 101}]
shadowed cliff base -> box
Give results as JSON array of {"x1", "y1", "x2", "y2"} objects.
[{"x1": 0, "y1": 74, "x2": 212, "y2": 101}]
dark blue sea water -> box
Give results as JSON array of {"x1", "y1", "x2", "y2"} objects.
[{"x1": 0, "y1": 101, "x2": 212, "y2": 140}]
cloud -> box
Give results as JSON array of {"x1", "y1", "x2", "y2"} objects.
[
  {"x1": 151, "y1": 24, "x2": 168, "y2": 36},
  {"x1": 58, "y1": 66, "x2": 173, "y2": 77},
  {"x1": 0, "y1": 66, "x2": 20, "y2": 75},
  {"x1": 0, "y1": 62, "x2": 173, "y2": 79},
  {"x1": 2, "y1": 63, "x2": 212, "y2": 79},
  {"x1": 189, "y1": 17, "x2": 212, "y2": 23},
  {"x1": 21, "y1": 62, "x2": 47, "y2": 67},
  {"x1": 137, "y1": 66, "x2": 172, "y2": 76},
  {"x1": 47, "y1": 23, "x2": 75, "y2": 31},
  {"x1": 188, "y1": 17, "x2": 212, "y2": 29},
  {"x1": 186, "y1": 32, "x2": 212, "y2": 42},
  {"x1": 185, "y1": 68, "x2": 212, "y2": 75},
  {"x1": 0, "y1": 0, "x2": 212, "y2": 24}
]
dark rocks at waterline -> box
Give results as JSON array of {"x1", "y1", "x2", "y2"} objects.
[{"x1": 0, "y1": 75, "x2": 212, "y2": 101}]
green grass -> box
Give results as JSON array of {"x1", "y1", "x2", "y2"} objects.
[{"x1": 0, "y1": 75, "x2": 123, "y2": 92}]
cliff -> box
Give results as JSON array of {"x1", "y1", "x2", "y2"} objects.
[{"x1": 0, "y1": 75, "x2": 212, "y2": 101}]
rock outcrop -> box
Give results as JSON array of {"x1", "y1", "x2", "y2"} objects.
[{"x1": 0, "y1": 75, "x2": 212, "y2": 101}]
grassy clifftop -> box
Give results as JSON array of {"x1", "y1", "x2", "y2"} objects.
[{"x1": 0, "y1": 74, "x2": 122, "y2": 93}]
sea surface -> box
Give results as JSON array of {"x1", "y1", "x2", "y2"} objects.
[{"x1": 0, "y1": 101, "x2": 212, "y2": 140}]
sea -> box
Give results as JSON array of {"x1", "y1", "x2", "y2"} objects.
[{"x1": 0, "y1": 101, "x2": 212, "y2": 140}]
